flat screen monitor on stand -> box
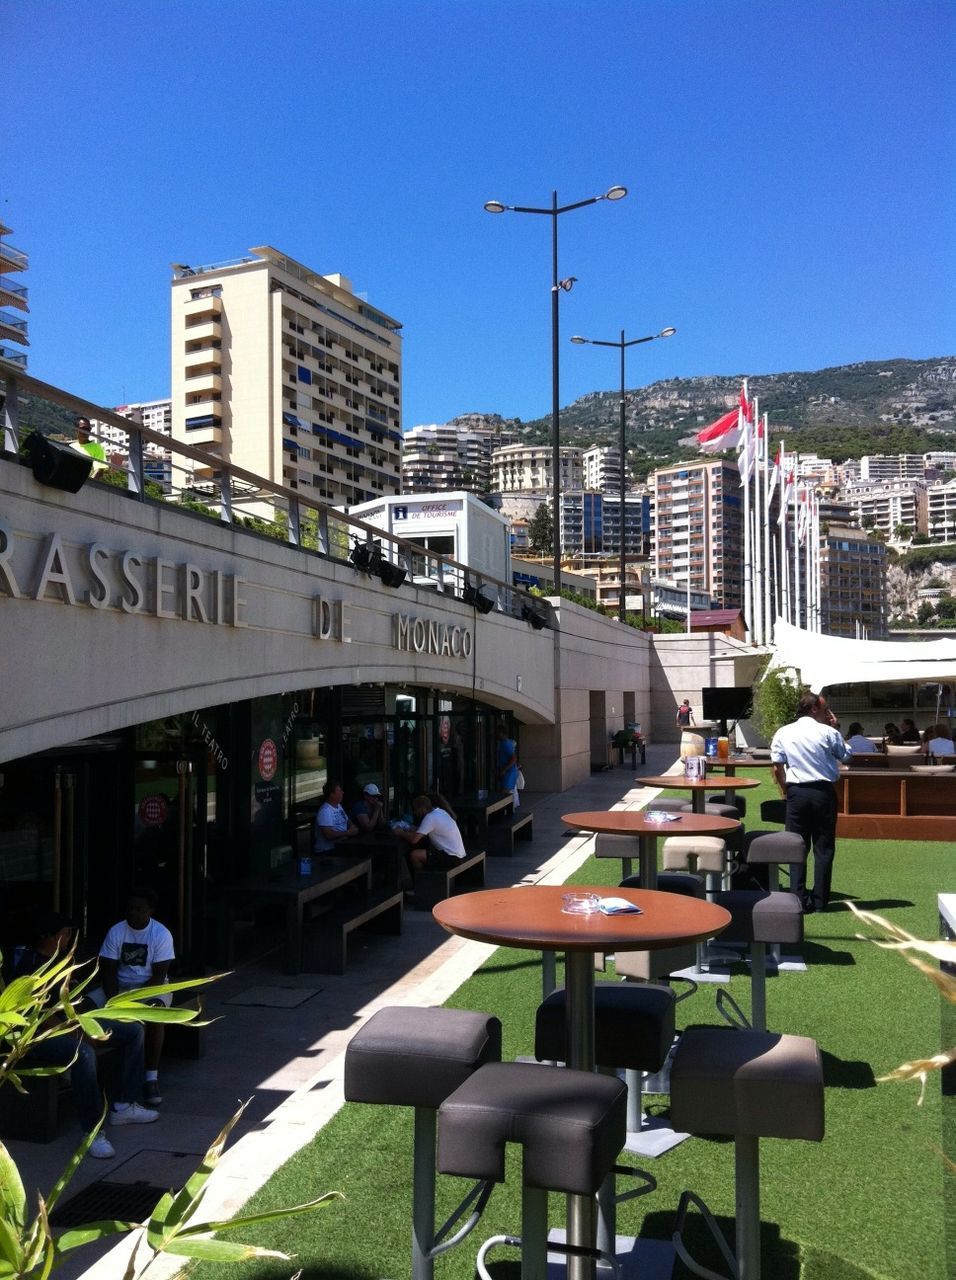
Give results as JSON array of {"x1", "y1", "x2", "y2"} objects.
[{"x1": 701, "y1": 686, "x2": 754, "y2": 739}]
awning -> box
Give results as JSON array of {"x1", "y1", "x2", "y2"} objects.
[{"x1": 768, "y1": 619, "x2": 956, "y2": 691}]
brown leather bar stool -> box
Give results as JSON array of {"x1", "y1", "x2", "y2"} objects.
[{"x1": 670, "y1": 1027, "x2": 825, "y2": 1280}]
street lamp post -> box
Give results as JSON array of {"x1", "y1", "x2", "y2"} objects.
[
  {"x1": 484, "y1": 186, "x2": 627, "y2": 597},
  {"x1": 570, "y1": 327, "x2": 676, "y2": 622}
]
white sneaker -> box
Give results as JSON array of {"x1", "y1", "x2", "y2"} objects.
[
  {"x1": 88, "y1": 1133, "x2": 116, "y2": 1159},
  {"x1": 109, "y1": 1102, "x2": 159, "y2": 1126}
]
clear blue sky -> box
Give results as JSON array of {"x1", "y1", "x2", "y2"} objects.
[{"x1": 7, "y1": 0, "x2": 954, "y2": 427}]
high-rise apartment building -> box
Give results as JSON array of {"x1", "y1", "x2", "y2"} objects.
[
  {"x1": 491, "y1": 443, "x2": 583, "y2": 495},
  {"x1": 170, "y1": 246, "x2": 402, "y2": 506},
  {"x1": 926, "y1": 479, "x2": 956, "y2": 543},
  {"x1": 402, "y1": 423, "x2": 496, "y2": 494},
  {"x1": 842, "y1": 479, "x2": 927, "y2": 539},
  {"x1": 819, "y1": 524, "x2": 887, "y2": 637},
  {"x1": 860, "y1": 454, "x2": 925, "y2": 482},
  {"x1": 582, "y1": 444, "x2": 622, "y2": 494},
  {"x1": 0, "y1": 221, "x2": 29, "y2": 371},
  {"x1": 652, "y1": 459, "x2": 743, "y2": 607}
]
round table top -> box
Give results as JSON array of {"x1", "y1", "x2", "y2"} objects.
[
  {"x1": 432, "y1": 884, "x2": 731, "y2": 953},
  {"x1": 637, "y1": 775, "x2": 761, "y2": 792},
  {"x1": 562, "y1": 809, "x2": 741, "y2": 838},
  {"x1": 707, "y1": 755, "x2": 778, "y2": 770}
]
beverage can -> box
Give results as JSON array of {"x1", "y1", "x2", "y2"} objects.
[
  {"x1": 705, "y1": 736, "x2": 718, "y2": 757},
  {"x1": 298, "y1": 855, "x2": 313, "y2": 877}
]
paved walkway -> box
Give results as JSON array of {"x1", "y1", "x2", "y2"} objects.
[{"x1": 9, "y1": 745, "x2": 681, "y2": 1279}]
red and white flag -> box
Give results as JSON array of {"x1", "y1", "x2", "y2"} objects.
[
  {"x1": 739, "y1": 384, "x2": 754, "y2": 423},
  {"x1": 768, "y1": 446, "x2": 782, "y2": 501},
  {"x1": 696, "y1": 407, "x2": 741, "y2": 455},
  {"x1": 737, "y1": 413, "x2": 756, "y2": 483}
]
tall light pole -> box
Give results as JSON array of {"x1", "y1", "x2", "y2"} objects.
[
  {"x1": 484, "y1": 186, "x2": 627, "y2": 597},
  {"x1": 570, "y1": 327, "x2": 676, "y2": 621}
]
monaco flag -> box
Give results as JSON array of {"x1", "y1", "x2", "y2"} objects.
[{"x1": 696, "y1": 408, "x2": 741, "y2": 454}]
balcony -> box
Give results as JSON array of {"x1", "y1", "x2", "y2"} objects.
[
  {"x1": 184, "y1": 346, "x2": 222, "y2": 372},
  {"x1": 0, "y1": 241, "x2": 28, "y2": 273},
  {"x1": 0, "y1": 345, "x2": 27, "y2": 369},
  {"x1": 0, "y1": 277, "x2": 27, "y2": 310},
  {"x1": 0, "y1": 311, "x2": 28, "y2": 345},
  {"x1": 183, "y1": 292, "x2": 222, "y2": 320},
  {"x1": 185, "y1": 370, "x2": 222, "y2": 395},
  {"x1": 184, "y1": 318, "x2": 221, "y2": 343}
]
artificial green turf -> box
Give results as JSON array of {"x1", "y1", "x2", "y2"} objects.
[{"x1": 190, "y1": 775, "x2": 949, "y2": 1280}]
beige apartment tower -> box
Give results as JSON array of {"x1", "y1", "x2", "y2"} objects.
[{"x1": 170, "y1": 246, "x2": 402, "y2": 505}]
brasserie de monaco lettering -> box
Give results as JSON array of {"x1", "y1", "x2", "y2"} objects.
[
  {"x1": 394, "y1": 613, "x2": 472, "y2": 659},
  {"x1": 0, "y1": 521, "x2": 246, "y2": 626}
]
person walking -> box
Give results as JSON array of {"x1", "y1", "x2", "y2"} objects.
[
  {"x1": 676, "y1": 699, "x2": 695, "y2": 729},
  {"x1": 770, "y1": 691, "x2": 851, "y2": 913}
]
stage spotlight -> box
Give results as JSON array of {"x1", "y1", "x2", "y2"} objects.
[
  {"x1": 521, "y1": 602, "x2": 549, "y2": 630},
  {"x1": 23, "y1": 433, "x2": 93, "y2": 493},
  {"x1": 377, "y1": 560, "x2": 407, "y2": 589},
  {"x1": 462, "y1": 583, "x2": 495, "y2": 614},
  {"x1": 349, "y1": 541, "x2": 373, "y2": 572}
]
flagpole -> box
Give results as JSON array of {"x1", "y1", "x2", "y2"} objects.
[
  {"x1": 762, "y1": 412, "x2": 772, "y2": 643},
  {"x1": 740, "y1": 382, "x2": 752, "y2": 642},
  {"x1": 751, "y1": 394, "x2": 763, "y2": 645},
  {"x1": 814, "y1": 492, "x2": 822, "y2": 633},
  {"x1": 778, "y1": 441, "x2": 789, "y2": 624},
  {"x1": 793, "y1": 464, "x2": 801, "y2": 628}
]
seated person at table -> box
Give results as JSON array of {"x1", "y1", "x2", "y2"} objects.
[
  {"x1": 98, "y1": 889, "x2": 175, "y2": 1108},
  {"x1": 845, "y1": 723, "x2": 877, "y2": 754},
  {"x1": 350, "y1": 782, "x2": 388, "y2": 833},
  {"x1": 899, "y1": 718, "x2": 922, "y2": 744},
  {"x1": 883, "y1": 722, "x2": 902, "y2": 746},
  {"x1": 15, "y1": 910, "x2": 158, "y2": 1158},
  {"x1": 314, "y1": 779, "x2": 359, "y2": 853},
  {"x1": 396, "y1": 794, "x2": 467, "y2": 873},
  {"x1": 926, "y1": 724, "x2": 956, "y2": 757}
]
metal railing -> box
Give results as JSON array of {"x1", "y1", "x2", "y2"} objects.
[{"x1": 0, "y1": 370, "x2": 556, "y2": 631}]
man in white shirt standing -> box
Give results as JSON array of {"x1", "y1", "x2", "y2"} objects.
[
  {"x1": 99, "y1": 889, "x2": 175, "y2": 1108},
  {"x1": 770, "y1": 691, "x2": 851, "y2": 914}
]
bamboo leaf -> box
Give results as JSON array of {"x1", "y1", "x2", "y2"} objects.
[
  {"x1": 159, "y1": 1104, "x2": 247, "y2": 1237},
  {"x1": 194, "y1": 1190, "x2": 342, "y2": 1236},
  {"x1": 0, "y1": 1142, "x2": 27, "y2": 1231},
  {"x1": 44, "y1": 1119, "x2": 105, "y2": 1215},
  {"x1": 145, "y1": 1192, "x2": 175, "y2": 1251},
  {"x1": 0, "y1": 1217, "x2": 25, "y2": 1271},
  {"x1": 54, "y1": 1220, "x2": 136, "y2": 1252},
  {"x1": 162, "y1": 1236, "x2": 290, "y2": 1262}
]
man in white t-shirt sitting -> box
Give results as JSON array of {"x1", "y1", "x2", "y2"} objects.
[
  {"x1": 396, "y1": 795, "x2": 466, "y2": 877},
  {"x1": 99, "y1": 889, "x2": 175, "y2": 1108}
]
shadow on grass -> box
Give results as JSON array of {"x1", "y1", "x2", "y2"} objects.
[
  {"x1": 821, "y1": 1048, "x2": 877, "y2": 1089},
  {"x1": 830, "y1": 893, "x2": 914, "y2": 912},
  {"x1": 641, "y1": 1208, "x2": 801, "y2": 1279},
  {"x1": 799, "y1": 939, "x2": 856, "y2": 966}
]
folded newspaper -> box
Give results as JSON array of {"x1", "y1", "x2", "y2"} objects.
[{"x1": 597, "y1": 897, "x2": 643, "y2": 915}]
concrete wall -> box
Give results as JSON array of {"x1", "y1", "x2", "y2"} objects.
[{"x1": 649, "y1": 631, "x2": 767, "y2": 742}]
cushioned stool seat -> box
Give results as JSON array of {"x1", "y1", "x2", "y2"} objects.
[
  {"x1": 439, "y1": 1061, "x2": 627, "y2": 1194},
  {"x1": 759, "y1": 798, "x2": 787, "y2": 826},
  {"x1": 670, "y1": 1027, "x2": 825, "y2": 1280},
  {"x1": 613, "y1": 873, "x2": 707, "y2": 985},
  {"x1": 742, "y1": 830, "x2": 807, "y2": 891},
  {"x1": 439, "y1": 1061, "x2": 627, "y2": 1280},
  {"x1": 711, "y1": 891, "x2": 804, "y2": 1031},
  {"x1": 534, "y1": 982, "x2": 676, "y2": 1074},
  {"x1": 663, "y1": 834, "x2": 731, "y2": 893},
  {"x1": 345, "y1": 1006, "x2": 501, "y2": 1108},
  {"x1": 345, "y1": 1007, "x2": 501, "y2": 1280}
]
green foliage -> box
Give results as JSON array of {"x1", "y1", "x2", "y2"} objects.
[
  {"x1": 527, "y1": 503, "x2": 553, "y2": 553},
  {"x1": 0, "y1": 950, "x2": 335, "y2": 1279},
  {"x1": 751, "y1": 658, "x2": 802, "y2": 742},
  {"x1": 900, "y1": 543, "x2": 956, "y2": 571}
]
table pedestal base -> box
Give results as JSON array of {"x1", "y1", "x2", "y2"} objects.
[{"x1": 547, "y1": 1230, "x2": 675, "y2": 1280}]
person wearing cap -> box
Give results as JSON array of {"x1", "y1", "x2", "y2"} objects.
[
  {"x1": 350, "y1": 782, "x2": 388, "y2": 833},
  {"x1": 14, "y1": 911, "x2": 158, "y2": 1159}
]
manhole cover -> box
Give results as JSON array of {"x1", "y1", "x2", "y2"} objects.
[{"x1": 49, "y1": 1181, "x2": 166, "y2": 1227}]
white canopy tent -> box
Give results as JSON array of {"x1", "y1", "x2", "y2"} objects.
[{"x1": 768, "y1": 620, "x2": 956, "y2": 692}]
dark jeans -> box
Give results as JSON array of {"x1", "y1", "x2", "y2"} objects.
[
  {"x1": 785, "y1": 781, "x2": 838, "y2": 909},
  {"x1": 22, "y1": 1020, "x2": 145, "y2": 1133}
]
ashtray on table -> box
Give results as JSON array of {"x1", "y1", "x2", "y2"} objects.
[{"x1": 561, "y1": 892, "x2": 600, "y2": 915}]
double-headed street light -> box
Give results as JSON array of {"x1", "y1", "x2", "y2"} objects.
[
  {"x1": 484, "y1": 186, "x2": 627, "y2": 596},
  {"x1": 571, "y1": 326, "x2": 676, "y2": 622}
]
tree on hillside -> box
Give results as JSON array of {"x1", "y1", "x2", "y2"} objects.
[{"x1": 528, "y1": 502, "x2": 553, "y2": 554}]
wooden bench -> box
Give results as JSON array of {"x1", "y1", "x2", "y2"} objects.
[
  {"x1": 487, "y1": 811, "x2": 534, "y2": 857},
  {"x1": 0, "y1": 1043, "x2": 116, "y2": 1144},
  {"x1": 414, "y1": 849, "x2": 486, "y2": 910},
  {"x1": 300, "y1": 889, "x2": 403, "y2": 975},
  {"x1": 164, "y1": 993, "x2": 209, "y2": 1060}
]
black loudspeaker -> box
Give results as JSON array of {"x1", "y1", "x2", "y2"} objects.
[{"x1": 24, "y1": 434, "x2": 93, "y2": 493}]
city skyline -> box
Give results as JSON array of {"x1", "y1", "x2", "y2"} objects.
[{"x1": 7, "y1": 0, "x2": 954, "y2": 429}]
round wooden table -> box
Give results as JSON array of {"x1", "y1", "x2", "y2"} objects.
[
  {"x1": 562, "y1": 809, "x2": 741, "y2": 887},
  {"x1": 706, "y1": 754, "x2": 778, "y2": 777},
  {"x1": 433, "y1": 885, "x2": 731, "y2": 1279},
  {"x1": 637, "y1": 773, "x2": 761, "y2": 814}
]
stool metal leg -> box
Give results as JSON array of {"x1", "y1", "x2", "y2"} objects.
[
  {"x1": 750, "y1": 943, "x2": 767, "y2": 1033},
  {"x1": 412, "y1": 1107, "x2": 437, "y2": 1280},
  {"x1": 736, "y1": 1133, "x2": 761, "y2": 1280},
  {"x1": 522, "y1": 1182, "x2": 548, "y2": 1280}
]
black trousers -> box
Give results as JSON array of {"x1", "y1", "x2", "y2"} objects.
[{"x1": 785, "y1": 781, "x2": 838, "y2": 909}]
